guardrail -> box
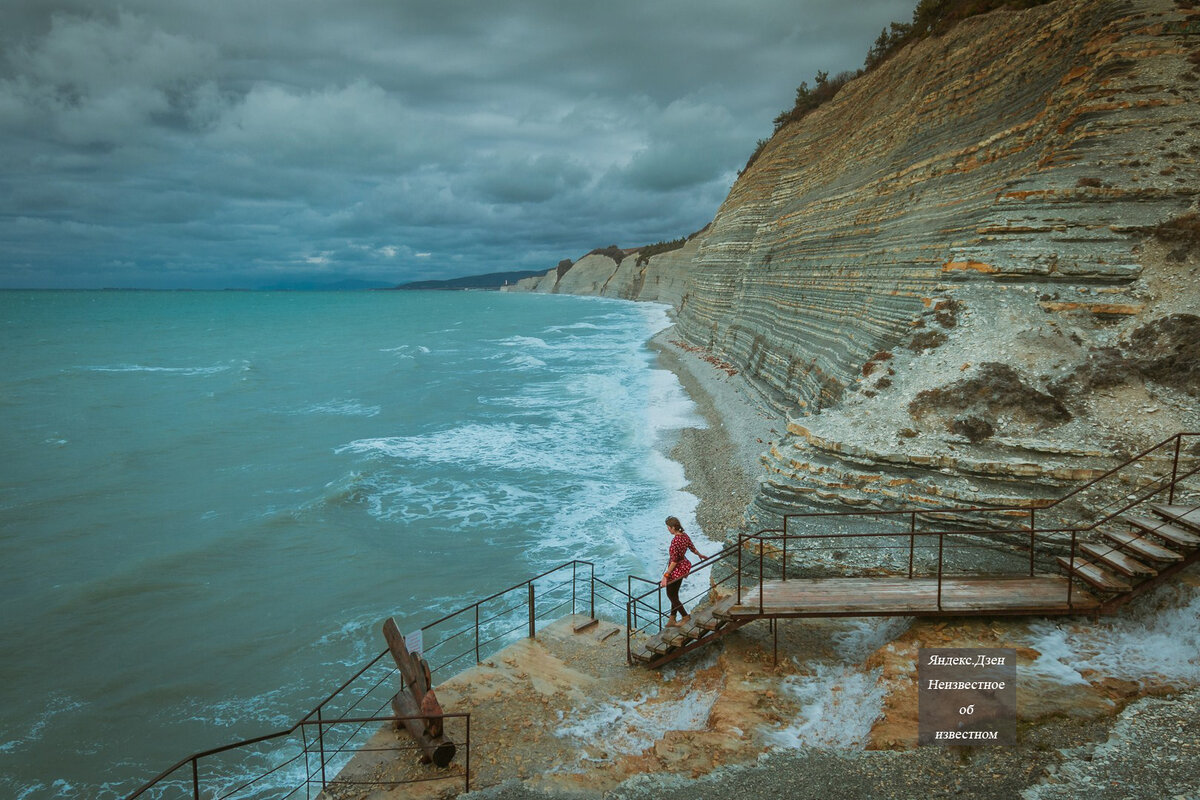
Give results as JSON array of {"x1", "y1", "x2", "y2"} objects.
[
  {"x1": 738, "y1": 432, "x2": 1200, "y2": 612},
  {"x1": 129, "y1": 434, "x2": 1199, "y2": 796},
  {"x1": 128, "y1": 560, "x2": 632, "y2": 799}
]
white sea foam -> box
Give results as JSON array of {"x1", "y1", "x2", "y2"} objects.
[
  {"x1": 501, "y1": 353, "x2": 547, "y2": 370},
  {"x1": 554, "y1": 688, "x2": 719, "y2": 760},
  {"x1": 544, "y1": 322, "x2": 603, "y2": 332},
  {"x1": 294, "y1": 400, "x2": 381, "y2": 417},
  {"x1": 379, "y1": 344, "x2": 431, "y2": 357},
  {"x1": 339, "y1": 423, "x2": 598, "y2": 474},
  {"x1": 495, "y1": 335, "x2": 551, "y2": 349},
  {"x1": 1025, "y1": 583, "x2": 1200, "y2": 686},
  {"x1": 829, "y1": 617, "x2": 913, "y2": 664},
  {"x1": 81, "y1": 363, "x2": 233, "y2": 376},
  {"x1": 0, "y1": 694, "x2": 85, "y2": 754},
  {"x1": 770, "y1": 664, "x2": 887, "y2": 750}
]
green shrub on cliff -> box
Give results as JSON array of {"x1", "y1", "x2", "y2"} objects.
[
  {"x1": 742, "y1": 0, "x2": 1056, "y2": 175},
  {"x1": 587, "y1": 244, "x2": 626, "y2": 264},
  {"x1": 635, "y1": 237, "x2": 687, "y2": 266}
]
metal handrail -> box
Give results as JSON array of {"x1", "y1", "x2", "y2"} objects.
[
  {"x1": 128, "y1": 559, "x2": 625, "y2": 799},
  {"x1": 741, "y1": 432, "x2": 1199, "y2": 613},
  {"x1": 128, "y1": 434, "x2": 1199, "y2": 796}
]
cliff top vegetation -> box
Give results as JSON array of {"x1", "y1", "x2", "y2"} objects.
[{"x1": 741, "y1": 0, "x2": 1056, "y2": 175}]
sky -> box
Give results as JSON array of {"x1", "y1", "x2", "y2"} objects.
[{"x1": 0, "y1": 0, "x2": 915, "y2": 289}]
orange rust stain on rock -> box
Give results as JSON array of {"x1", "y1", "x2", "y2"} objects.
[
  {"x1": 942, "y1": 260, "x2": 997, "y2": 274},
  {"x1": 1059, "y1": 66, "x2": 1090, "y2": 85},
  {"x1": 1039, "y1": 301, "x2": 1145, "y2": 315}
]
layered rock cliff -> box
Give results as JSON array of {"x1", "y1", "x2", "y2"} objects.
[{"x1": 507, "y1": 0, "x2": 1200, "y2": 530}]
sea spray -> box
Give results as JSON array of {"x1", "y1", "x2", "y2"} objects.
[
  {"x1": 554, "y1": 687, "x2": 721, "y2": 765},
  {"x1": 1026, "y1": 582, "x2": 1200, "y2": 687},
  {"x1": 770, "y1": 664, "x2": 888, "y2": 750}
]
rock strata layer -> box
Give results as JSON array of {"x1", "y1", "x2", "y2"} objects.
[{"x1": 507, "y1": 0, "x2": 1200, "y2": 535}]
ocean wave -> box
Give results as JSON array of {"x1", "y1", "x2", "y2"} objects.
[
  {"x1": 293, "y1": 400, "x2": 381, "y2": 417},
  {"x1": 543, "y1": 322, "x2": 604, "y2": 333},
  {"x1": 80, "y1": 363, "x2": 236, "y2": 376},
  {"x1": 501, "y1": 354, "x2": 546, "y2": 370},
  {"x1": 380, "y1": 344, "x2": 431, "y2": 357},
  {"x1": 337, "y1": 423, "x2": 602, "y2": 474},
  {"x1": 494, "y1": 335, "x2": 550, "y2": 349},
  {"x1": 0, "y1": 693, "x2": 85, "y2": 754}
]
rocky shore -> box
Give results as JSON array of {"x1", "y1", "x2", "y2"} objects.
[{"x1": 327, "y1": 323, "x2": 1200, "y2": 800}]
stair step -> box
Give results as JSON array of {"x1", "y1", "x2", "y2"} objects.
[
  {"x1": 1125, "y1": 514, "x2": 1200, "y2": 548},
  {"x1": 709, "y1": 595, "x2": 740, "y2": 621},
  {"x1": 630, "y1": 645, "x2": 653, "y2": 663},
  {"x1": 663, "y1": 628, "x2": 690, "y2": 648},
  {"x1": 1078, "y1": 542, "x2": 1157, "y2": 577},
  {"x1": 1150, "y1": 504, "x2": 1200, "y2": 535},
  {"x1": 648, "y1": 638, "x2": 674, "y2": 655},
  {"x1": 1101, "y1": 529, "x2": 1185, "y2": 563},
  {"x1": 1056, "y1": 557, "x2": 1132, "y2": 592}
]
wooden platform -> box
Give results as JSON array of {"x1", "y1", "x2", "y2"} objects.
[{"x1": 728, "y1": 575, "x2": 1100, "y2": 618}]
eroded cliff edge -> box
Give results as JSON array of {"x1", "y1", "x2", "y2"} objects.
[{"x1": 506, "y1": 0, "x2": 1200, "y2": 530}]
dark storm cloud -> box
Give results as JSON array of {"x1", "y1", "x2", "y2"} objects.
[{"x1": 0, "y1": 0, "x2": 914, "y2": 288}]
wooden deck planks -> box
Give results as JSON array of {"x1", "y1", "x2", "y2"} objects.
[{"x1": 728, "y1": 575, "x2": 1099, "y2": 617}]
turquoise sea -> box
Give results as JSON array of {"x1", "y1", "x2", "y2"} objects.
[{"x1": 0, "y1": 290, "x2": 707, "y2": 799}]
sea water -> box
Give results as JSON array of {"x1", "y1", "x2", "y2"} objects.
[{"x1": 0, "y1": 290, "x2": 709, "y2": 799}]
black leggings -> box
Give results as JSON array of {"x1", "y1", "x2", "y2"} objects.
[{"x1": 665, "y1": 578, "x2": 687, "y2": 618}]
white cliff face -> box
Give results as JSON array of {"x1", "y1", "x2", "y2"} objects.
[{"x1": 511, "y1": 0, "x2": 1200, "y2": 523}]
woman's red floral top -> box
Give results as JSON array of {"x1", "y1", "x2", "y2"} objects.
[{"x1": 665, "y1": 532, "x2": 695, "y2": 582}]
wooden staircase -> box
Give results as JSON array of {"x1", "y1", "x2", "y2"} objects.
[
  {"x1": 628, "y1": 594, "x2": 750, "y2": 669},
  {"x1": 629, "y1": 502, "x2": 1200, "y2": 669},
  {"x1": 1057, "y1": 503, "x2": 1200, "y2": 612}
]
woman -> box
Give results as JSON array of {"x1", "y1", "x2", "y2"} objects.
[{"x1": 659, "y1": 516, "x2": 706, "y2": 627}]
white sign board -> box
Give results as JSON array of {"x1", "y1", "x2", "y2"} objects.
[{"x1": 405, "y1": 628, "x2": 423, "y2": 657}]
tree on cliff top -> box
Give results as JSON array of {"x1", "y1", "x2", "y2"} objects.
[{"x1": 742, "y1": 0, "x2": 1055, "y2": 175}]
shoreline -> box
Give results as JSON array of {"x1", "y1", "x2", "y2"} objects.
[
  {"x1": 322, "y1": 317, "x2": 1200, "y2": 800},
  {"x1": 648, "y1": 325, "x2": 783, "y2": 543}
]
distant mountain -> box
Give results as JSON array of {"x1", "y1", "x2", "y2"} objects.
[{"x1": 392, "y1": 270, "x2": 546, "y2": 291}]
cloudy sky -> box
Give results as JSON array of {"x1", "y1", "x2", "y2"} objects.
[{"x1": 0, "y1": 0, "x2": 913, "y2": 289}]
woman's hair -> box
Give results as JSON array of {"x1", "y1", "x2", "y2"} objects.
[{"x1": 665, "y1": 516, "x2": 684, "y2": 532}]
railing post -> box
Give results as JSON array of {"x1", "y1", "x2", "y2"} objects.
[
  {"x1": 1067, "y1": 530, "x2": 1076, "y2": 609},
  {"x1": 474, "y1": 604, "x2": 481, "y2": 664},
  {"x1": 572, "y1": 561, "x2": 577, "y2": 616},
  {"x1": 1169, "y1": 435, "x2": 1183, "y2": 504},
  {"x1": 936, "y1": 534, "x2": 944, "y2": 611},
  {"x1": 317, "y1": 707, "x2": 327, "y2": 789},
  {"x1": 737, "y1": 533, "x2": 742, "y2": 605},
  {"x1": 626, "y1": 600, "x2": 632, "y2": 665},
  {"x1": 628, "y1": 576, "x2": 634, "y2": 630},
  {"x1": 590, "y1": 563, "x2": 595, "y2": 619},
  {"x1": 759, "y1": 537, "x2": 764, "y2": 615},
  {"x1": 908, "y1": 512, "x2": 916, "y2": 578},
  {"x1": 783, "y1": 531, "x2": 788, "y2": 582},
  {"x1": 1029, "y1": 507, "x2": 1036, "y2": 577},
  {"x1": 527, "y1": 583, "x2": 535, "y2": 638},
  {"x1": 465, "y1": 713, "x2": 471, "y2": 794},
  {"x1": 192, "y1": 757, "x2": 199, "y2": 800}
]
